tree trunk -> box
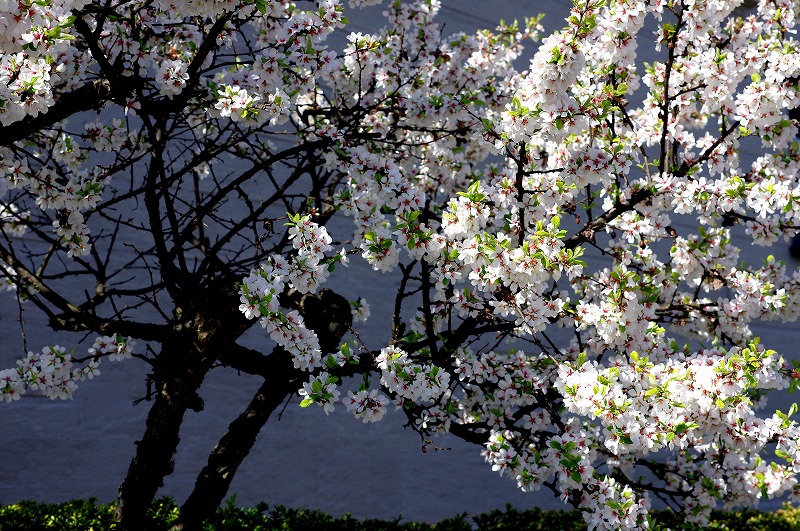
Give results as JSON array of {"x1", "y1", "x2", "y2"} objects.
[
  {"x1": 116, "y1": 339, "x2": 209, "y2": 530},
  {"x1": 176, "y1": 350, "x2": 298, "y2": 530},
  {"x1": 175, "y1": 288, "x2": 352, "y2": 529}
]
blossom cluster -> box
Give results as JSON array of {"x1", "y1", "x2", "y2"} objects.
[
  {"x1": 231, "y1": 0, "x2": 800, "y2": 527},
  {"x1": 0, "y1": 0, "x2": 86, "y2": 125},
  {"x1": 241, "y1": 0, "x2": 800, "y2": 527},
  {"x1": 0, "y1": 113, "x2": 147, "y2": 255},
  {"x1": 239, "y1": 216, "x2": 352, "y2": 372},
  {"x1": 0, "y1": 335, "x2": 135, "y2": 402}
]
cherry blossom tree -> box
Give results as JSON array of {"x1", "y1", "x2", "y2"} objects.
[{"x1": 1, "y1": 0, "x2": 800, "y2": 529}]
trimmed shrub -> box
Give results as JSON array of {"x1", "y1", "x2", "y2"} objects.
[{"x1": 2, "y1": 499, "x2": 800, "y2": 530}]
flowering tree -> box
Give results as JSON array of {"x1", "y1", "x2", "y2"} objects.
[{"x1": 1, "y1": 0, "x2": 800, "y2": 529}]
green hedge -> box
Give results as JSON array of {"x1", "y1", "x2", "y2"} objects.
[{"x1": 1, "y1": 499, "x2": 800, "y2": 530}]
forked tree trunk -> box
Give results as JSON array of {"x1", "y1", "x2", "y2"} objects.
[
  {"x1": 116, "y1": 288, "x2": 351, "y2": 530},
  {"x1": 175, "y1": 350, "x2": 299, "y2": 530},
  {"x1": 175, "y1": 288, "x2": 352, "y2": 530}
]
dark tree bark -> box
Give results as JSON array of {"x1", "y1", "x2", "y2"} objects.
[
  {"x1": 115, "y1": 280, "x2": 257, "y2": 529},
  {"x1": 116, "y1": 337, "x2": 210, "y2": 530},
  {"x1": 175, "y1": 351, "x2": 299, "y2": 530},
  {"x1": 175, "y1": 288, "x2": 352, "y2": 530}
]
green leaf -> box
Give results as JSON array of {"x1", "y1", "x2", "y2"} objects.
[{"x1": 299, "y1": 397, "x2": 314, "y2": 408}]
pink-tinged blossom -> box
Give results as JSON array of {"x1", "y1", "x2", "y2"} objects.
[
  {"x1": 344, "y1": 388, "x2": 389, "y2": 423},
  {"x1": 157, "y1": 59, "x2": 190, "y2": 97}
]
